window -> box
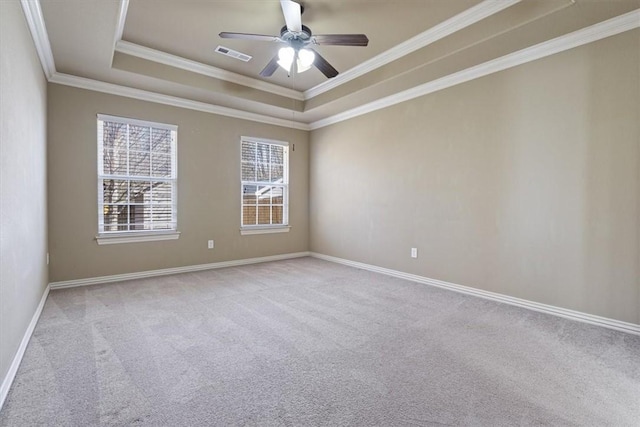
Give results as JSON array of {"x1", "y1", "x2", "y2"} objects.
[
  {"x1": 97, "y1": 114, "x2": 178, "y2": 243},
  {"x1": 241, "y1": 137, "x2": 289, "y2": 234}
]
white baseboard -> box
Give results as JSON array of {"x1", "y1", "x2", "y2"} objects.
[
  {"x1": 0, "y1": 284, "x2": 50, "y2": 411},
  {"x1": 309, "y1": 252, "x2": 640, "y2": 336},
  {"x1": 49, "y1": 251, "x2": 311, "y2": 290}
]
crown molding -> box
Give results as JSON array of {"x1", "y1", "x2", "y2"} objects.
[
  {"x1": 310, "y1": 9, "x2": 640, "y2": 130},
  {"x1": 110, "y1": 0, "x2": 129, "y2": 65},
  {"x1": 20, "y1": 0, "x2": 639, "y2": 134},
  {"x1": 115, "y1": 40, "x2": 305, "y2": 101},
  {"x1": 19, "y1": 0, "x2": 308, "y2": 129},
  {"x1": 113, "y1": 0, "x2": 519, "y2": 102},
  {"x1": 114, "y1": 0, "x2": 128, "y2": 42},
  {"x1": 49, "y1": 72, "x2": 311, "y2": 131},
  {"x1": 112, "y1": 0, "x2": 303, "y2": 101},
  {"x1": 20, "y1": 0, "x2": 55, "y2": 79},
  {"x1": 303, "y1": 0, "x2": 521, "y2": 100}
]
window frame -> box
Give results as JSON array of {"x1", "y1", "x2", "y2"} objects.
[
  {"x1": 95, "y1": 114, "x2": 179, "y2": 245},
  {"x1": 240, "y1": 136, "x2": 290, "y2": 235}
]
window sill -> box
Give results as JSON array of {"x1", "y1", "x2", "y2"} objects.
[
  {"x1": 240, "y1": 226, "x2": 291, "y2": 236},
  {"x1": 96, "y1": 231, "x2": 181, "y2": 245}
]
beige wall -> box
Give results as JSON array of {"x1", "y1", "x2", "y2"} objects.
[
  {"x1": 310, "y1": 30, "x2": 640, "y2": 324},
  {"x1": 47, "y1": 85, "x2": 309, "y2": 282},
  {"x1": 39, "y1": 25, "x2": 640, "y2": 324},
  {"x1": 0, "y1": 1, "x2": 49, "y2": 389}
]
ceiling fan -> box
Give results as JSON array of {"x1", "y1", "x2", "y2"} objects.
[{"x1": 219, "y1": 0, "x2": 369, "y2": 79}]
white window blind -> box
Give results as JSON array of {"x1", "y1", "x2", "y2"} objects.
[
  {"x1": 241, "y1": 137, "x2": 289, "y2": 228},
  {"x1": 97, "y1": 114, "x2": 177, "y2": 235}
]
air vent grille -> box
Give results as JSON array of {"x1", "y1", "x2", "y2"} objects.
[{"x1": 215, "y1": 45, "x2": 252, "y2": 62}]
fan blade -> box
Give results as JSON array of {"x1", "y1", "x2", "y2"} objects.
[
  {"x1": 280, "y1": 0, "x2": 302, "y2": 33},
  {"x1": 219, "y1": 32, "x2": 279, "y2": 42},
  {"x1": 311, "y1": 49, "x2": 338, "y2": 78},
  {"x1": 260, "y1": 54, "x2": 280, "y2": 77},
  {"x1": 311, "y1": 34, "x2": 369, "y2": 47}
]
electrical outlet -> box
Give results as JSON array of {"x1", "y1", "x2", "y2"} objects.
[
  {"x1": 207, "y1": 240, "x2": 214, "y2": 249},
  {"x1": 46, "y1": 252, "x2": 50, "y2": 265},
  {"x1": 411, "y1": 248, "x2": 418, "y2": 258}
]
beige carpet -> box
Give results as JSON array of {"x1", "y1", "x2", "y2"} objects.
[{"x1": 1, "y1": 257, "x2": 639, "y2": 426}]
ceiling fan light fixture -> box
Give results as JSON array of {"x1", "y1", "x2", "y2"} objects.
[
  {"x1": 277, "y1": 46, "x2": 295, "y2": 73},
  {"x1": 296, "y1": 61, "x2": 311, "y2": 73},
  {"x1": 221, "y1": 0, "x2": 368, "y2": 79},
  {"x1": 296, "y1": 48, "x2": 315, "y2": 73}
]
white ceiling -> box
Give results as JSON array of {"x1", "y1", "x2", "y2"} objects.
[{"x1": 32, "y1": 0, "x2": 640, "y2": 128}]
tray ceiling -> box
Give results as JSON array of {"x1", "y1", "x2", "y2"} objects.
[{"x1": 36, "y1": 0, "x2": 640, "y2": 128}]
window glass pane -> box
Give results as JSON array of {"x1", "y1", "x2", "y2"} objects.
[
  {"x1": 129, "y1": 180, "x2": 152, "y2": 203},
  {"x1": 151, "y1": 207, "x2": 172, "y2": 223},
  {"x1": 271, "y1": 187, "x2": 284, "y2": 204},
  {"x1": 103, "y1": 205, "x2": 129, "y2": 231},
  {"x1": 256, "y1": 163, "x2": 269, "y2": 181},
  {"x1": 151, "y1": 182, "x2": 172, "y2": 203},
  {"x1": 272, "y1": 206, "x2": 283, "y2": 224},
  {"x1": 152, "y1": 129, "x2": 172, "y2": 153},
  {"x1": 243, "y1": 206, "x2": 256, "y2": 225},
  {"x1": 257, "y1": 186, "x2": 272, "y2": 205},
  {"x1": 242, "y1": 185, "x2": 257, "y2": 205},
  {"x1": 129, "y1": 125, "x2": 150, "y2": 151},
  {"x1": 271, "y1": 145, "x2": 284, "y2": 164},
  {"x1": 241, "y1": 162, "x2": 255, "y2": 181},
  {"x1": 270, "y1": 164, "x2": 283, "y2": 182},
  {"x1": 102, "y1": 149, "x2": 127, "y2": 175},
  {"x1": 102, "y1": 179, "x2": 128, "y2": 205},
  {"x1": 152, "y1": 153, "x2": 172, "y2": 177},
  {"x1": 257, "y1": 206, "x2": 271, "y2": 225},
  {"x1": 130, "y1": 151, "x2": 151, "y2": 177},
  {"x1": 102, "y1": 122, "x2": 127, "y2": 151},
  {"x1": 129, "y1": 204, "x2": 148, "y2": 230},
  {"x1": 256, "y1": 143, "x2": 269, "y2": 163},
  {"x1": 242, "y1": 142, "x2": 256, "y2": 162}
]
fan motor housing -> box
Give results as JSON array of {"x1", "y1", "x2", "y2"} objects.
[{"x1": 280, "y1": 25, "x2": 313, "y2": 49}]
